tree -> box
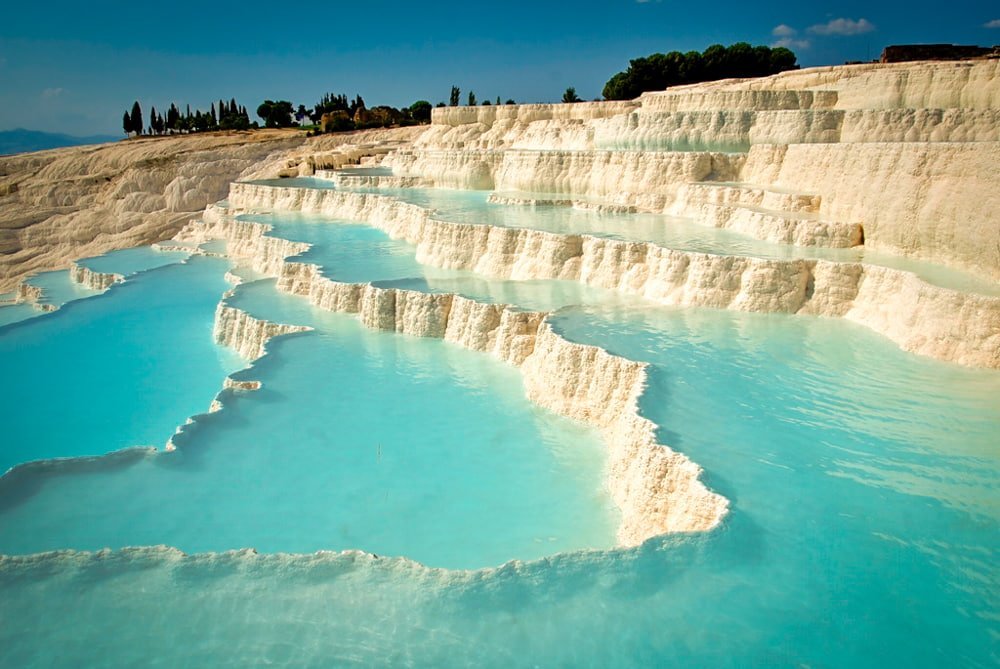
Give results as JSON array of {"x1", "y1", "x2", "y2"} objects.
[
  {"x1": 167, "y1": 104, "x2": 180, "y2": 132},
  {"x1": 311, "y1": 93, "x2": 350, "y2": 123},
  {"x1": 505, "y1": 99, "x2": 516, "y2": 105},
  {"x1": 449, "y1": 86, "x2": 460, "y2": 107},
  {"x1": 496, "y1": 96, "x2": 501, "y2": 105},
  {"x1": 602, "y1": 43, "x2": 799, "y2": 100},
  {"x1": 256, "y1": 100, "x2": 295, "y2": 128},
  {"x1": 150, "y1": 106, "x2": 158, "y2": 134},
  {"x1": 122, "y1": 111, "x2": 132, "y2": 136},
  {"x1": 562, "y1": 87, "x2": 581, "y2": 103},
  {"x1": 409, "y1": 100, "x2": 432, "y2": 123},
  {"x1": 467, "y1": 91, "x2": 476, "y2": 106},
  {"x1": 350, "y1": 95, "x2": 366, "y2": 116},
  {"x1": 130, "y1": 101, "x2": 143, "y2": 137}
]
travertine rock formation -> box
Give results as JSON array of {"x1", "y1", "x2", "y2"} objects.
[
  {"x1": 191, "y1": 213, "x2": 728, "y2": 545},
  {"x1": 5, "y1": 59, "x2": 999, "y2": 550},
  {"x1": 221, "y1": 182, "x2": 1000, "y2": 369},
  {"x1": 383, "y1": 60, "x2": 1000, "y2": 278},
  {"x1": 0, "y1": 127, "x2": 422, "y2": 292}
]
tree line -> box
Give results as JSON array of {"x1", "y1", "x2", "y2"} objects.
[
  {"x1": 122, "y1": 99, "x2": 253, "y2": 136},
  {"x1": 120, "y1": 45, "x2": 800, "y2": 138},
  {"x1": 445, "y1": 86, "x2": 515, "y2": 107},
  {"x1": 602, "y1": 43, "x2": 799, "y2": 100}
]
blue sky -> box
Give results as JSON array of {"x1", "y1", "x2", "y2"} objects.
[{"x1": 1, "y1": 0, "x2": 998, "y2": 135}]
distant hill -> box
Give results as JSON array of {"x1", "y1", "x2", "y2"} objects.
[{"x1": 0, "y1": 129, "x2": 119, "y2": 156}]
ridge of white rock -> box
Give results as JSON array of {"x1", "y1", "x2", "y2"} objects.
[
  {"x1": 379, "y1": 60, "x2": 999, "y2": 276},
  {"x1": 212, "y1": 301, "x2": 311, "y2": 361},
  {"x1": 184, "y1": 211, "x2": 729, "y2": 546},
  {"x1": 14, "y1": 281, "x2": 46, "y2": 307},
  {"x1": 312, "y1": 169, "x2": 431, "y2": 189},
  {"x1": 220, "y1": 181, "x2": 1000, "y2": 369},
  {"x1": 486, "y1": 193, "x2": 573, "y2": 207},
  {"x1": 70, "y1": 262, "x2": 123, "y2": 291},
  {"x1": 162, "y1": 294, "x2": 311, "y2": 453}
]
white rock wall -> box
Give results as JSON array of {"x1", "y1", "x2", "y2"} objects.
[{"x1": 223, "y1": 182, "x2": 1000, "y2": 369}]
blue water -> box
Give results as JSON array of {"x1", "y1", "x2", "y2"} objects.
[
  {"x1": 0, "y1": 256, "x2": 241, "y2": 472},
  {"x1": 0, "y1": 179, "x2": 998, "y2": 667},
  {"x1": 0, "y1": 246, "x2": 191, "y2": 327},
  {"x1": 0, "y1": 280, "x2": 616, "y2": 569},
  {"x1": 24, "y1": 269, "x2": 101, "y2": 307},
  {"x1": 0, "y1": 302, "x2": 42, "y2": 327},
  {"x1": 78, "y1": 245, "x2": 189, "y2": 276}
]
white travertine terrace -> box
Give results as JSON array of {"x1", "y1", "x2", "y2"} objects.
[
  {"x1": 220, "y1": 183, "x2": 1000, "y2": 369},
  {"x1": 486, "y1": 194, "x2": 573, "y2": 207},
  {"x1": 178, "y1": 212, "x2": 729, "y2": 545},
  {"x1": 312, "y1": 170, "x2": 431, "y2": 189},
  {"x1": 378, "y1": 60, "x2": 1000, "y2": 278},
  {"x1": 213, "y1": 302, "x2": 310, "y2": 361},
  {"x1": 14, "y1": 281, "x2": 45, "y2": 306},
  {"x1": 70, "y1": 263, "x2": 123, "y2": 291}
]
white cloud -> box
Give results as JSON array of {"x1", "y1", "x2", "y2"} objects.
[
  {"x1": 41, "y1": 87, "x2": 65, "y2": 99},
  {"x1": 808, "y1": 18, "x2": 876, "y2": 36},
  {"x1": 772, "y1": 24, "x2": 797, "y2": 37},
  {"x1": 984, "y1": 19, "x2": 1000, "y2": 28},
  {"x1": 772, "y1": 37, "x2": 811, "y2": 50}
]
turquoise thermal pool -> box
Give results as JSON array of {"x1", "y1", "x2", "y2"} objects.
[{"x1": 0, "y1": 172, "x2": 997, "y2": 667}]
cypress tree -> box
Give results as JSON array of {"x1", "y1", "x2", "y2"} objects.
[
  {"x1": 123, "y1": 111, "x2": 132, "y2": 136},
  {"x1": 130, "y1": 101, "x2": 143, "y2": 136},
  {"x1": 150, "y1": 106, "x2": 158, "y2": 134}
]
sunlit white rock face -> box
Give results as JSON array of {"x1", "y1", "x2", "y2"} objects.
[{"x1": 383, "y1": 60, "x2": 1000, "y2": 279}]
